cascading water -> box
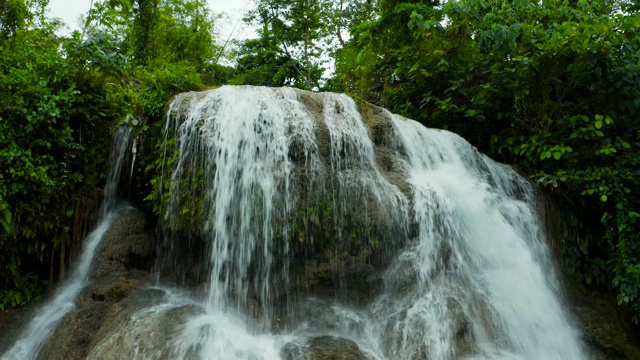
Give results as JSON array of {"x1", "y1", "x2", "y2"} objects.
[
  {"x1": 137, "y1": 86, "x2": 586, "y2": 360},
  {"x1": 360, "y1": 115, "x2": 587, "y2": 360},
  {"x1": 158, "y1": 87, "x2": 314, "y2": 359},
  {"x1": 1, "y1": 127, "x2": 132, "y2": 360},
  {"x1": 7, "y1": 86, "x2": 591, "y2": 360}
]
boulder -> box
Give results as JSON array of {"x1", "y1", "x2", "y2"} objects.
[
  {"x1": 36, "y1": 273, "x2": 150, "y2": 360},
  {"x1": 86, "y1": 289, "x2": 202, "y2": 360},
  {"x1": 37, "y1": 302, "x2": 111, "y2": 360},
  {"x1": 281, "y1": 336, "x2": 368, "y2": 360},
  {"x1": 92, "y1": 211, "x2": 154, "y2": 279}
]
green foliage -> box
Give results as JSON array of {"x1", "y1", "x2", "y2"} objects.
[
  {"x1": 230, "y1": 38, "x2": 317, "y2": 88},
  {"x1": 138, "y1": 63, "x2": 205, "y2": 118},
  {"x1": 291, "y1": 199, "x2": 335, "y2": 246},
  {"x1": 234, "y1": 0, "x2": 377, "y2": 90},
  {"x1": 0, "y1": 0, "x2": 29, "y2": 38},
  {"x1": 0, "y1": 273, "x2": 46, "y2": 311},
  {"x1": 0, "y1": 0, "x2": 215, "y2": 311},
  {"x1": 86, "y1": 0, "x2": 218, "y2": 70},
  {"x1": 0, "y1": 18, "x2": 117, "y2": 308}
]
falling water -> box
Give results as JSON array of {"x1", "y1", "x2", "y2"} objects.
[
  {"x1": 146, "y1": 87, "x2": 586, "y2": 360},
  {"x1": 1, "y1": 127, "x2": 132, "y2": 360},
  {"x1": 360, "y1": 114, "x2": 586, "y2": 359},
  {"x1": 9, "y1": 86, "x2": 590, "y2": 360},
  {"x1": 321, "y1": 94, "x2": 407, "y2": 251},
  {"x1": 159, "y1": 87, "x2": 321, "y2": 359}
]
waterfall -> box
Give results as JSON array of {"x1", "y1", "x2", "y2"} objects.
[
  {"x1": 359, "y1": 115, "x2": 587, "y2": 359},
  {"x1": 146, "y1": 86, "x2": 586, "y2": 360},
  {"x1": 1, "y1": 127, "x2": 132, "y2": 360},
  {"x1": 157, "y1": 87, "x2": 310, "y2": 359},
  {"x1": 5, "y1": 86, "x2": 590, "y2": 360}
]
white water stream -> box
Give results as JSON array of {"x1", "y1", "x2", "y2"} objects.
[{"x1": 1, "y1": 127, "x2": 132, "y2": 360}]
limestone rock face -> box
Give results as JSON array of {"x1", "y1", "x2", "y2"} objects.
[
  {"x1": 34, "y1": 208, "x2": 156, "y2": 360},
  {"x1": 281, "y1": 336, "x2": 368, "y2": 360},
  {"x1": 36, "y1": 273, "x2": 150, "y2": 360},
  {"x1": 86, "y1": 289, "x2": 201, "y2": 360},
  {"x1": 536, "y1": 191, "x2": 640, "y2": 359},
  {"x1": 92, "y1": 211, "x2": 154, "y2": 279}
]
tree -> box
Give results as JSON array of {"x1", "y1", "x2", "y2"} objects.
[
  {"x1": 0, "y1": 0, "x2": 28, "y2": 38},
  {"x1": 85, "y1": 0, "x2": 217, "y2": 69},
  {"x1": 234, "y1": 0, "x2": 334, "y2": 89}
]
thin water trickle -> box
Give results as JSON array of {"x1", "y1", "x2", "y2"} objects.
[{"x1": 1, "y1": 127, "x2": 132, "y2": 360}]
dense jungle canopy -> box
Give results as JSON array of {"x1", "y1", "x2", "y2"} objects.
[{"x1": 1, "y1": 0, "x2": 639, "y2": 324}]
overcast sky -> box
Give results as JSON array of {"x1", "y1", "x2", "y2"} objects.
[{"x1": 47, "y1": 0, "x2": 255, "y2": 40}]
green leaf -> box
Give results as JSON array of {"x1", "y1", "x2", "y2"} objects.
[
  {"x1": 595, "y1": 120, "x2": 603, "y2": 129},
  {"x1": 601, "y1": 195, "x2": 608, "y2": 202},
  {"x1": 1, "y1": 209, "x2": 11, "y2": 232},
  {"x1": 553, "y1": 152, "x2": 561, "y2": 160}
]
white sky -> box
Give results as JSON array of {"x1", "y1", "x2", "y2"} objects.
[{"x1": 47, "y1": 0, "x2": 256, "y2": 40}]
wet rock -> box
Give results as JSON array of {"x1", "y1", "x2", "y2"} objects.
[
  {"x1": 37, "y1": 303, "x2": 111, "y2": 360},
  {"x1": 571, "y1": 289, "x2": 640, "y2": 359},
  {"x1": 383, "y1": 249, "x2": 420, "y2": 293},
  {"x1": 447, "y1": 298, "x2": 474, "y2": 358},
  {"x1": 291, "y1": 245, "x2": 384, "y2": 305},
  {"x1": 77, "y1": 272, "x2": 149, "y2": 308},
  {"x1": 92, "y1": 211, "x2": 154, "y2": 279},
  {"x1": 286, "y1": 298, "x2": 367, "y2": 337},
  {"x1": 36, "y1": 274, "x2": 151, "y2": 360},
  {"x1": 536, "y1": 192, "x2": 640, "y2": 359},
  {"x1": 281, "y1": 336, "x2": 368, "y2": 360},
  {"x1": 86, "y1": 289, "x2": 202, "y2": 360}
]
